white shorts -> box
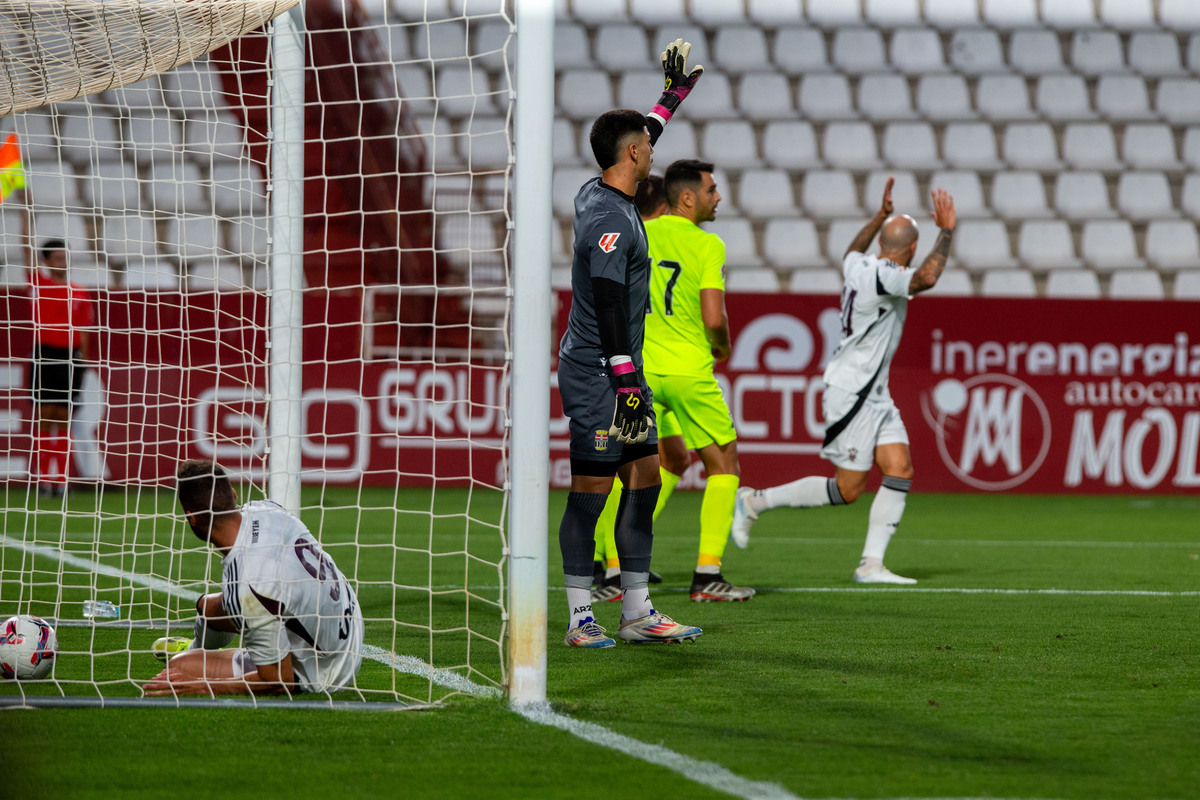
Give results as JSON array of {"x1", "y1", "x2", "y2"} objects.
[{"x1": 820, "y1": 386, "x2": 909, "y2": 471}]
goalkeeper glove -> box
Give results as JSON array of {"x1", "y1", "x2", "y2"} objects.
[
  {"x1": 608, "y1": 355, "x2": 653, "y2": 445},
  {"x1": 651, "y1": 38, "x2": 704, "y2": 126}
]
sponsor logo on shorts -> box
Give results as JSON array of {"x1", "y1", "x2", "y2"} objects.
[
  {"x1": 594, "y1": 430, "x2": 609, "y2": 451},
  {"x1": 598, "y1": 233, "x2": 620, "y2": 253}
]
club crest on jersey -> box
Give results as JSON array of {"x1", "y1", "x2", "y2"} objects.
[
  {"x1": 598, "y1": 232, "x2": 620, "y2": 253},
  {"x1": 594, "y1": 430, "x2": 609, "y2": 451}
]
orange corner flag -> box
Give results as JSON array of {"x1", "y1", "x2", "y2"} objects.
[{"x1": 0, "y1": 133, "x2": 26, "y2": 203}]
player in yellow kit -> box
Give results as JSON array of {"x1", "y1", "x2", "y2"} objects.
[{"x1": 593, "y1": 159, "x2": 754, "y2": 603}]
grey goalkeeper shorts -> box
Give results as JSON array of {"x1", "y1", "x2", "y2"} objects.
[{"x1": 558, "y1": 358, "x2": 657, "y2": 466}]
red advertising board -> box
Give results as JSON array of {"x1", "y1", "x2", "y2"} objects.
[{"x1": 2, "y1": 289, "x2": 1197, "y2": 493}]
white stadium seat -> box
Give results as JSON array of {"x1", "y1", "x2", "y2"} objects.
[
  {"x1": 701, "y1": 121, "x2": 759, "y2": 169},
  {"x1": 953, "y1": 220, "x2": 1019, "y2": 271},
  {"x1": 787, "y1": 269, "x2": 842, "y2": 294},
  {"x1": 25, "y1": 163, "x2": 80, "y2": 211},
  {"x1": 761, "y1": 121, "x2": 822, "y2": 170},
  {"x1": 1082, "y1": 220, "x2": 1146, "y2": 271},
  {"x1": 982, "y1": 0, "x2": 1037, "y2": 28},
  {"x1": 87, "y1": 160, "x2": 141, "y2": 211},
  {"x1": 1122, "y1": 125, "x2": 1182, "y2": 171},
  {"x1": 713, "y1": 27, "x2": 772, "y2": 73},
  {"x1": 932, "y1": 269, "x2": 973, "y2": 296},
  {"x1": 188, "y1": 258, "x2": 246, "y2": 293},
  {"x1": 1053, "y1": 172, "x2": 1116, "y2": 220},
  {"x1": 461, "y1": 116, "x2": 510, "y2": 170},
  {"x1": 802, "y1": 171, "x2": 862, "y2": 218},
  {"x1": 210, "y1": 161, "x2": 265, "y2": 216},
  {"x1": 949, "y1": 30, "x2": 1005, "y2": 75},
  {"x1": 882, "y1": 122, "x2": 942, "y2": 171},
  {"x1": 1162, "y1": 0, "x2": 1200, "y2": 31},
  {"x1": 773, "y1": 27, "x2": 830, "y2": 74},
  {"x1": 798, "y1": 74, "x2": 856, "y2": 121},
  {"x1": 679, "y1": 74, "x2": 739, "y2": 120},
  {"x1": 1183, "y1": 174, "x2": 1200, "y2": 219},
  {"x1": 1018, "y1": 220, "x2": 1082, "y2": 270},
  {"x1": 230, "y1": 216, "x2": 270, "y2": 262},
  {"x1": 1096, "y1": 75, "x2": 1154, "y2": 121},
  {"x1": 557, "y1": 71, "x2": 613, "y2": 121},
  {"x1": 164, "y1": 216, "x2": 220, "y2": 262},
  {"x1": 652, "y1": 24, "x2": 710, "y2": 69},
  {"x1": 1117, "y1": 172, "x2": 1177, "y2": 221},
  {"x1": 472, "y1": 20, "x2": 511, "y2": 72},
  {"x1": 413, "y1": 19, "x2": 467, "y2": 61},
  {"x1": 891, "y1": 28, "x2": 948, "y2": 74},
  {"x1": 628, "y1": 0, "x2": 683, "y2": 27},
  {"x1": 1045, "y1": 269, "x2": 1102, "y2": 298},
  {"x1": 1145, "y1": 220, "x2": 1200, "y2": 271},
  {"x1": 1070, "y1": 30, "x2": 1125, "y2": 75},
  {"x1": 59, "y1": 115, "x2": 121, "y2": 164},
  {"x1": 1156, "y1": 79, "x2": 1200, "y2": 124},
  {"x1": 1009, "y1": 31, "x2": 1067, "y2": 75},
  {"x1": 690, "y1": 0, "x2": 751, "y2": 26},
  {"x1": 593, "y1": 25, "x2": 649, "y2": 72},
  {"x1": 831, "y1": 29, "x2": 887, "y2": 75},
  {"x1": 991, "y1": 172, "x2": 1054, "y2": 219},
  {"x1": 977, "y1": 75, "x2": 1037, "y2": 122},
  {"x1": 943, "y1": 123, "x2": 1003, "y2": 171},
  {"x1": 102, "y1": 215, "x2": 157, "y2": 263},
  {"x1": 554, "y1": 24, "x2": 592, "y2": 70},
  {"x1": 553, "y1": 119, "x2": 580, "y2": 167},
  {"x1": 864, "y1": 171, "x2": 921, "y2": 216},
  {"x1": 433, "y1": 66, "x2": 497, "y2": 118},
  {"x1": 808, "y1": 0, "x2": 862, "y2": 27},
  {"x1": 705, "y1": 218, "x2": 761, "y2": 267},
  {"x1": 736, "y1": 169, "x2": 797, "y2": 218},
  {"x1": 865, "y1": 0, "x2": 922, "y2": 27},
  {"x1": 1174, "y1": 272, "x2": 1200, "y2": 299},
  {"x1": 925, "y1": 0, "x2": 982, "y2": 29},
  {"x1": 1099, "y1": 0, "x2": 1156, "y2": 30},
  {"x1": 644, "y1": 120, "x2": 696, "y2": 173},
  {"x1": 930, "y1": 171, "x2": 988, "y2": 218},
  {"x1": 123, "y1": 259, "x2": 179, "y2": 290},
  {"x1": 1128, "y1": 32, "x2": 1185, "y2": 77},
  {"x1": 184, "y1": 113, "x2": 247, "y2": 161},
  {"x1": 739, "y1": 73, "x2": 798, "y2": 120},
  {"x1": 552, "y1": 167, "x2": 598, "y2": 219},
  {"x1": 763, "y1": 219, "x2": 825, "y2": 269},
  {"x1": 857, "y1": 74, "x2": 917, "y2": 121},
  {"x1": 1042, "y1": 0, "x2": 1101, "y2": 30},
  {"x1": 394, "y1": 65, "x2": 434, "y2": 115},
  {"x1": 1062, "y1": 124, "x2": 1120, "y2": 171},
  {"x1": 1109, "y1": 270, "x2": 1164, "y2": 299},
  {"x1": 1035, "y1": 75, "x2": 1096, "y2": 121},
  {"x1": 822, "y1": 122, "x2": 882, "y2": 171},
  {"x1": 826, "y1": 219, "x2": 872, "y2": 259},
  {"x1": 1003, "y1": 123, "x2": 1062, "y2": 171},
  {"x1": 980, "y1": 269, "x2": 1036, "y2": 297},
  {"x1": 916, "y1": 74, "x2": 975, "y2": 121},
  {"x1": 725, "y1": 268, "x2": 779, "y2": 293},
  {"x1": 748, "y1": 0, "x2": 802, "y2": 26}
]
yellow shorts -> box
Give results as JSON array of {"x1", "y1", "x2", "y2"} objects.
[{"x1": 646, "y1": 371, "x2": 737, "y2": 451}]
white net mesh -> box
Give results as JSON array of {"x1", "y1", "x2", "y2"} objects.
[{"x1": 0, "y1": 0, "x2": 513, "y2": 705}]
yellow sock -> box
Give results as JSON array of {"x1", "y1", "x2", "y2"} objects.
[
  {"x1": 593, "y1": 478, "x2": 623, "y2": 566},
  {"x1": 652, "y1": 467, "x2": 681, "y2": 522},
  {"x1": 698, "y1": 473, "x2": 740, "y2": 568}
]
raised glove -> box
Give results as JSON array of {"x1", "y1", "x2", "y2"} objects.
[{"x1": 652, "y1": 38, "x2": 704, "y2": 124}]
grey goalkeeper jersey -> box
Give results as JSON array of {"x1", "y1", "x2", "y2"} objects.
[{"x1": 558, "y1": 176, "x2": 651, "y2": 375}]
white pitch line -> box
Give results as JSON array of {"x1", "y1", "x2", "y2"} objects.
[{"x1": 749, "y1": 537, "x2": 1200, "y2": 550}]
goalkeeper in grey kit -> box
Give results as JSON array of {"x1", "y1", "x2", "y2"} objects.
[{"x1": 557, "y1": 40, "x2": 705, "y2": 648}]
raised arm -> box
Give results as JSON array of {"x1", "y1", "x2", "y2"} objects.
[
  {"x1": 845, "y1": 177, "x2": 894, "y2": 259},
  {"x1": 646, "y1": 39, "x2": 703, "y2": 146},
  {"x1": 908, "y1": 189, "x2": 956, "y2": 295}
]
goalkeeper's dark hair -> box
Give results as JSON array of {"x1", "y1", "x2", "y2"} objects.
[
  {"x1": 39, "y1": 239, "x2": 66, "y2": 262},
  {"x1": 177, "y1": 459, "x2": 238, "y2": 529},
  {"x1": 635, "y1": 174, "x2": 667, "y2": 219},
  {"x1": 664, "y1": 159, "x2": 715, "y2": 208},
  {"x1": 589, "y1": 109, "x2": 649, "y2": 171}
]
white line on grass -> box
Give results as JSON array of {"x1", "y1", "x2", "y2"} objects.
[
  {"x1": 769, "y1": 587, "x2": 1200, "y2": 597},
  {"x1": 0, "y1": 534, "x2": 201, "y2": 600},
  {"x1": 750, "y1": 537, "x2": 1200, "y2": 549}
]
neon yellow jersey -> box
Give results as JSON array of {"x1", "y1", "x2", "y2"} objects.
[{"x1": 642, "y1": 214, "x2": 726, "y2": 377}]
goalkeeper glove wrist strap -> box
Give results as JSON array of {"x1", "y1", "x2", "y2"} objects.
[{"x1": 610, "y1": 354, "x2": 638, "y2": 389}]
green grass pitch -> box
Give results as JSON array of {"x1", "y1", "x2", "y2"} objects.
[{"x1": 3, "y1": 487, "x2": 1198, "y2": 799}]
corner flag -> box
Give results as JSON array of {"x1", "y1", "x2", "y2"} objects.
[{"x1": 0, "y1": 134, "x2": 25, "y2": 203}]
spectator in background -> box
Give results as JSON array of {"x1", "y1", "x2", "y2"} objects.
[{"x1": 29, "y1": 239, "x2": 94, "y2": 498}]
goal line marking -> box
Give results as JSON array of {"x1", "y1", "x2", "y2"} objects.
[{"x1": 750, "y1": 537, "x2": 1200, "y2": 550}]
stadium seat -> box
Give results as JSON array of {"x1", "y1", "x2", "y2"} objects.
[
  {"x1": 916, "y1": 74, "x2": 975, "y2": 120},
  {"x1": 1122, "y1": 125, "x2": 1182, "y2": 171},
  {"x1": 551, "y1": 167, "x2": 597, "y2": 219},
  {"x1": 1045, "y1": 269, "x2": 1102, "y2": 298},
  {"x1": 13, "y1": 111, "x2": 58, "y2": 163},
  {"x1": 426, "y1": 175, "x2": 472, "y2": 214},
  {"x1": 415, "y1": 114, "x2": 461, "y2": 171},
  {"x1": 748, "y1": 0, "x2": 802, "y2": 26},
  {"x1": 822, "y1": 123, "x2": 883, "y2": 171},
  {"x1": 1053, "y1": 172, "x2": 1117, "y2": 220},
  {"x1": 865, "y1": 0, "x2": 922, "y2": 26},
  {"x1": 1035, "y1": 75, "x2": 1095, "y2": 120},
  {"x1": 1009, "y1": 31, "x2": 1067, "y2": 75},
  {"x1": 229, "y1": 216, "x2": 270, "y2": 262},
  {"x1": 551, "y1": 266, "x2": 572, "y2": 291},
  {"x1": 739, "y1": 73, "x2": 798, "y2": 120},
  {"x1": 109, "y1": 77, "x2": 166, "y2": 111},
  {"x1": 593, "y1": 25, "x2": 649, "y2": 73},
  {"x1": 552, "y1": 119, "x2": 579, "y2": 167},
  {"x1": 59, "y1": 114, "x2": 121, "y2": 164},
  {"x1": 797, "y1": 74, "x2": 856, "y2": 121},
  {"x1": 1183, "y1": 129, "x2": 1200, "y2": 171},
  {"x1": 126, "y1": 115, "x2": 183, "y2": 166},
  {"x1": 1062, "y1": 123, "x2": 1120, "y2": 170},
  {"x1": 857, "y1": 74, "x2": 917, "y2": 121},
  {"x1": 808, "y1": 0, "x2": 862, "y2": 26},
  {"x1": 31, "y1": 212, "x2": 90, "y2": 258},
  {"x1": 86, "y1": 161, "x2": 141, "y2": 211},
  {"x1": 557, "y1": 71, "x2": 613, "y2": 121},
  {"x1": 690, "y1": 0, "x2": 751, "y2": 26},
  {"x1": 1183, "y1": 174, "x2": 1200, "y2": 219},
  {"x1": 472, "y1": 20, "x2": 512, "y2": 73},
  {"x1": 652, "y1": 24, "x2": 709, "y2": 69},
  {"x1": 881, "y1": 122, "x2": 942, "y2": 171},
  {"x1": 210, "y1": 162, "x2": 265, "y2": 216},
  {"x1": 394, "y1": 0, "x2": 450, "y2": 20},
  {"x1": 435, "y1": 66, "x2": 497, "y2": 117},
  {"x1": 826, "y1": 219, "x2": 872, "y2": 259},
  {"x1": 1145, "y1": 220, "x2": 1200, "y2": 271},
  {"x1": 982, "y1": 0, "x2": 1037, "y2": 27},
  {"x1": 802, "y1": 171, "x2": 862, "y2": 218},
  {"x1": 1082, "y1": 220, "x2": 1146, "y2": 271},
  {"x1": 763, "y1": 219, "x2": 825, "y2": 269},
  {"x1": 761, "y1": 121, "x2": 821, "y2": 170},
  {"x1": 554, "y1": 24, "x2": 592, "y2": 70},
  {"x1": 1042, "y1": 0, "x2": 1101, "y2": 29},
  {"x1": 0, "y1": 209, "x2": 24, "y2": 267},
  {"x1": 705, "y1": 218, "x2": 761, "y2": 267},
  {"x1": 1162, "y1": 0, "x2": 1200, "y2": 31},
  {"x1": 1096, "y1": 75, "x2": 1154, "y2": 121},
  {"x1": 700, "y1": 121, "x2": 758, "y2": 170},
  {"x1": 991, "y1": 172, "x2": 1054, "y2": 219},
  {"x1": 924, "y1": 0, "x2": 981, "y2": 29},
  {"x1": 1174, "y1": 271, "x2": 1200, "y2": 299},
  {"x1": 414, "y1": 19, "x2": 467, "y2": 61},
  {"x1": 1070, "y1": 30, "x2": 1126, "y2": 75},
  {"x1": 682, "y1": 74, "x2": 739, "y2": 120},
  {"x1": 1109, "y1": 270, "x2": 1164, "y2": 299},
  {"x1": 184, "y1": 113, "x2": 247, "y2": 161},
  {"x1": 737, "y1": 169, "x2": 797, "y2": 218},
  {"x1": 774, "y1": 27, "x2": 830, "y2": 75},
  {"x1": 713, "y1": 27, "x2": 772, "y2": 74},
  {"x1": 161, "y1": 59, "x2": 222, "y2": 111},
  {"x1": 1099, "y1": 0, "x2": 1156, "y2": 30},
  {"x1": 1128, "y1": 32, "x2": 1185, "y2": 77},
  {"x1": 643, "y1": 120, "x2": 696, "y2": 172},
  {"x1": 1117, "y1": 172, "x2": 1177, "y2": 221},
  {"x1": 628, "y1": 0, "x2": 683, "y2": 27},
  {"x1": 831, "y1": 29, "x2": 887, "y2": 75},
  {"x1": 164, "y1": 216, "x2": 220, "y2": 262},
  {"x1": 461, "y1": 116, "x2": 509, "y2": 170},
  {"x1": 102, "y1": 214, "x2": 158, "y2": 263},
  {"x1": 123, "y1": 259, "x2": 179, "y2": 290},
  {"x1": 865, "y1": 171, "x2": 920, "y2": 215},
  {"x1": 394, "y1": 64, "x2": 435, "y2": 115},
  {"x1": 930, "y1": 171, "x2": 988, "y2": 218},
  {"x1": 25, "y1": 163, "x2": 80, "y2": 212},
  {"x1": 1156, "y1": 79, "x2": 1200, "y2": 124},
  {"x1": 932, "y1": 269, "x2": 973, "y2": 296},
  {"x1": 187, "y1": 258, "x2": 245, "y2": 292},
  {"x1": 787, "y1": 269, "x2": 842, "y2": 294},
  {"x1": 725, "y1": 268, "x2": 779, "y2": 293},
  {"x1": 980, "y1": 269, "x2": 1036, "y2": 297},
  {"x1": 943, "y1": 123, "x2": 1003, "y2": 171},
  {"x1": 892, "y1": 28, "x2": 948, "y2": 74},
  {"x1": 1018, "y1": 220, "x2": 1083, "y2": 270},
  {"x1": 949, "y1": 30, "x2": 1005, "y2": 75},
  {"x1": 977, "y1": 75, "x2": 1037, "y2": 122},
  {"x1": 953, "y1": 220, "x2": 1019, "y2": 271},
  {"x1": 569, "y1": 0, "x2": 623, "y2": 25}
]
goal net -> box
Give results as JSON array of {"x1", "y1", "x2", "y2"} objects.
[{"x1": 0, "y1": 0, "x2": 514, "y2": 706}]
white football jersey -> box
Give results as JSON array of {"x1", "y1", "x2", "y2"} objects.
[
  {"x1": 822, "y1": 251, "x2": 914, "y2": 400},
  {"x1": 221, "y1": 500, "x2": 363, "y2": 693}
]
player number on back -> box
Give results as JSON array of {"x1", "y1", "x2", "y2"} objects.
[{"x1": 655, "y1": 259, "x2": 682, "y2": 316}]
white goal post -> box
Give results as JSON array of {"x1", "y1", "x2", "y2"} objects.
[{"x1": 0, "y1": 0, "x2": 549, "y2": 707}]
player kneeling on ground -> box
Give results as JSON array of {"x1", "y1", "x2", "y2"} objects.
[{"x1": 143, "y1": 459, "x2": 363, "y2": 696}]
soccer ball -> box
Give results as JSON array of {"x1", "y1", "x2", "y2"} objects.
[{"x1": 0, "y1": 615, "x2": 58, "y2": 680}]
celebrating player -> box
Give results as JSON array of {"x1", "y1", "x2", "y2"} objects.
[
  {"x1": 592, "y1": 159, "x2": 754, "y2": 604},
  {"x1": 731, "y1": 179, "x2": 956, "y2": 585},
  {"x1": 143, "y1": 460, "x2": 364, "y2": 696},
  {"x1": 29, "y1": 239, "x2": 95, "y2": 498},
  {"x1": 557, "y1": 40, "x2": 704, "y2": 647}
]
